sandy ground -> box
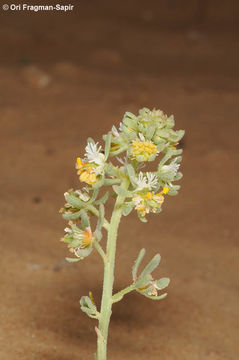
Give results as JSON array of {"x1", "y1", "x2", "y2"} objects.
[{"x1": 0, "y1": 1, "x2": 238, "y2": 359}]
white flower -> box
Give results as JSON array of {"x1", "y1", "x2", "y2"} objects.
[
  {"x1": 134, "y1": 172, "x2": 158, "y2": 191},
  {"x1": 161, "y1": 158, "x2": 180, "y2": 177},
  {"x1": 84, "y1": 142, "x2": 106, "y2": 176},
  {"x1": 85, "y1": 142, "x2": 105, "y2": 166}
]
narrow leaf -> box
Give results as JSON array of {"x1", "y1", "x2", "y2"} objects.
[
  {"x1": 65, "y1": 257, "x2": 80, "y2": 263},
  {"x1": 62, "y1": 210, "x2": 82, "y2": 220},
  {"x1": 65, "y1": 194, "x2": 84, "y2": 208},
  {"x1": 80, "y1": 210, "x2": 90, "y2": 228},
  {"x1": 95, "y1": 192, "x2": 109, "y2": 205},
  {"x1": 139, "y1": 254, "x2": 161, "y2": 279},
  {"x1": 96, "y1": 204, "x2": 105, "y2": 231},
  {"x1": 104, "y1": 133, "x2": 112, "y2": 159},
  {"x1": 132, "y1": 248, "x2": 146, "y2": 281},
  {"x1": 126, "y1": 164, "x2": 136, "y2": 181},
  {"x1": 113, "y1": 185, "x2": 131, "y2": 197}
]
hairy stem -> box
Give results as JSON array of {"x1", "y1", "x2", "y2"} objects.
[{"x1": 96, "y1": 179, "x2": 129, "y2": 360}]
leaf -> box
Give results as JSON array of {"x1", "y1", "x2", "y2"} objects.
[
  {"x1": 112, "y1": 185, "x2": 131, "y2": 197},
  {"x1": 65, "y1": 257, "x2": 81, "y2": 263},
  {"x1": 104, "y1": 133, "x2": 112, "y2": 159},
  {"x1": 80, "y1": 295, "x2": 99, "y2": 319},
  {"x1": 145, "y1": 125, "x2": 156, "y2": 140},
  {"x1": 122, "y1": 204, "x2": 134, "y2": 216},
  {"x1": 90, "y1": 188, "x2": 99, "y2": 203},
  {"x1": 138, "y1": 215, "x2": 148, "y2": 223},
  {"x1": 93, "y1": 229, "x2": 102, "y2": 241},
  {"x1": 96, "y1": 204, "x2": 105, "y2": 232},
  {"x1": 139, "y1": 254, "x2": 161, "y2": 279},
  {"x1": 65, "y1": 194, "x2": 85, "y2": 209},
  {"x1": 80, "y1": 210, "x2": 90, "y2": 228},
  {"x1": 92, "y1": 178, "x2": 105, "y2": 189},
  {"x1": 103, "y1": 179, "x2": 121, "y2": 186},
  {"x1": 134, "y1": 274, "x2": 151, "y2": 288},
  {"x1": 176, "y1": 129, "x2": 185, "y2": 141},
  {"x1": 132, "y1": 248, "x2": 146, "y2": 281},
  {"x1": 174, "y1": 172, "x2": 183, "y2": 181},
  {"x1": 87, "y1": 137, "x2": 95, "y2": 145},
  {"x1": 155, "y1": 278, "x2": 170, "y2": 290},
  {"x1": 95, "y1": 192, "x2": 109, "y2": 205},
  {"x1": 123, "y1": 117, "x2": 138, "y2": 130},
  {"x1": 62, "y1": 210, "x2": 82, "y2": 220},
  {"x1": 126, "y1": 164, "x2": 136, "y2": 181},
  {"x1": 124, "y1": 111, "x2": 137, "y2": 120}
]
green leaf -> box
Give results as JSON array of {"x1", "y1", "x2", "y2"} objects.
[
  {"x1": 124, "y1": 111, "x2": 137, "y2": 120},
  {"x1": 139, "y1": 254, "x2": 161, "y2": 279},
  {"x1": 132, "y1": 248, "x2": 146, "y2": 281},
  {"x1": 176, "y1": 129, "x2": 185, "y2": 141},
  {"x1": 96, "y1": 204, "x2": 105, "y2": 232},
  {"x1": 123, "y1": 117, "x2": 138, "y2": 130},
  {"x1": 135, "y1": 274, "x2": 151, "y2": 288},
  {"x1": 174, "y1": 172, "x2": 183, "y2": 181},
  {"x1": 80, "y1": 295, "x2": 99, "y2": 319},
  {"x1": 90, "y1": 188, "x2": 99, "y2": 203},
  {"x1": 112, "y1": 185, "x2": 131, "y2": 197},
  {"x1": 65, "y1": 194, "x2": 85, "y2": 209},
  {"x1": 92, "y1": 178, "x2": 105, "y2": 189},
  {"x1": 145, "y1": 125, "x2": 156, "y2": 140},
  {"x1": 126, "y1": 164, "x2": 136, "y2": 181},
  {"x1": 80, "y1": 210, "x2": 90, "y2": 228},
  {"x1": 104, "y1": 133, "x2": 112, "y2": 159},
  {"x1": 138, "y1": 215, "x2": 148, "y2": 222},
  {"x1": 65, "y1": 257, "x2": 81, "y2": 263},
  {"x1": 103, "y1": 179, "x2": 121, "y2": 186},
  {"x1": 95, "y1": 192, "x2": 109, "y2": 205},
  {"x1": 87, "y1": 137, "x2": 95, "y2": 144},
  {"x1": 155, "y1": 278, "x2": 170, "y2": 290},
  {"x1": 62, "y1": 210, "x2": 82, "y2": 220},
  {"x1": 94, "y1": 229, "x2": 102, "y2": 241},
  {"x1": 122, "y1": 204, "x2": 134, "y2": 216}
]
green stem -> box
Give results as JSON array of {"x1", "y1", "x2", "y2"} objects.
[
  {"x1": 96, "y1": 179, "x2": 129, "y2": 360},
  {"x1": 87, "y1": 204, "x2": 110, "y2": 230},
  {"x1": 93, "y1": 241, "x2": 107, "y2": 265},
  {"x1": 112, "y1": 284, "x2": 135, "y2": 303}
]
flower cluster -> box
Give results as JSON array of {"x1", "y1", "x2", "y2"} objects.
[{"x1": 60, "y1": 108, "x2": 184, "y2": 260}]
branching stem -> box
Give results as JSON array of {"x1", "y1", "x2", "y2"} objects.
[{"x1": 96, "y1": 179, "x2": 129, "y2": 360}]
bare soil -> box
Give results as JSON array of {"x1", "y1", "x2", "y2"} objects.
[{"x1": 0, "y1": 1, "x2": 238, "y2": 359}]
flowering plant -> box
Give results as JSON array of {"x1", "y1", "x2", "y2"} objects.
[{"x1": 60, "y1": 108, "x2": 184, "y2": 359}]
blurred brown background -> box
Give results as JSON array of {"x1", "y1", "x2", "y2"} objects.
[{"x1": 0, "y1": 1, "x2": 238, "y2": 359}]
